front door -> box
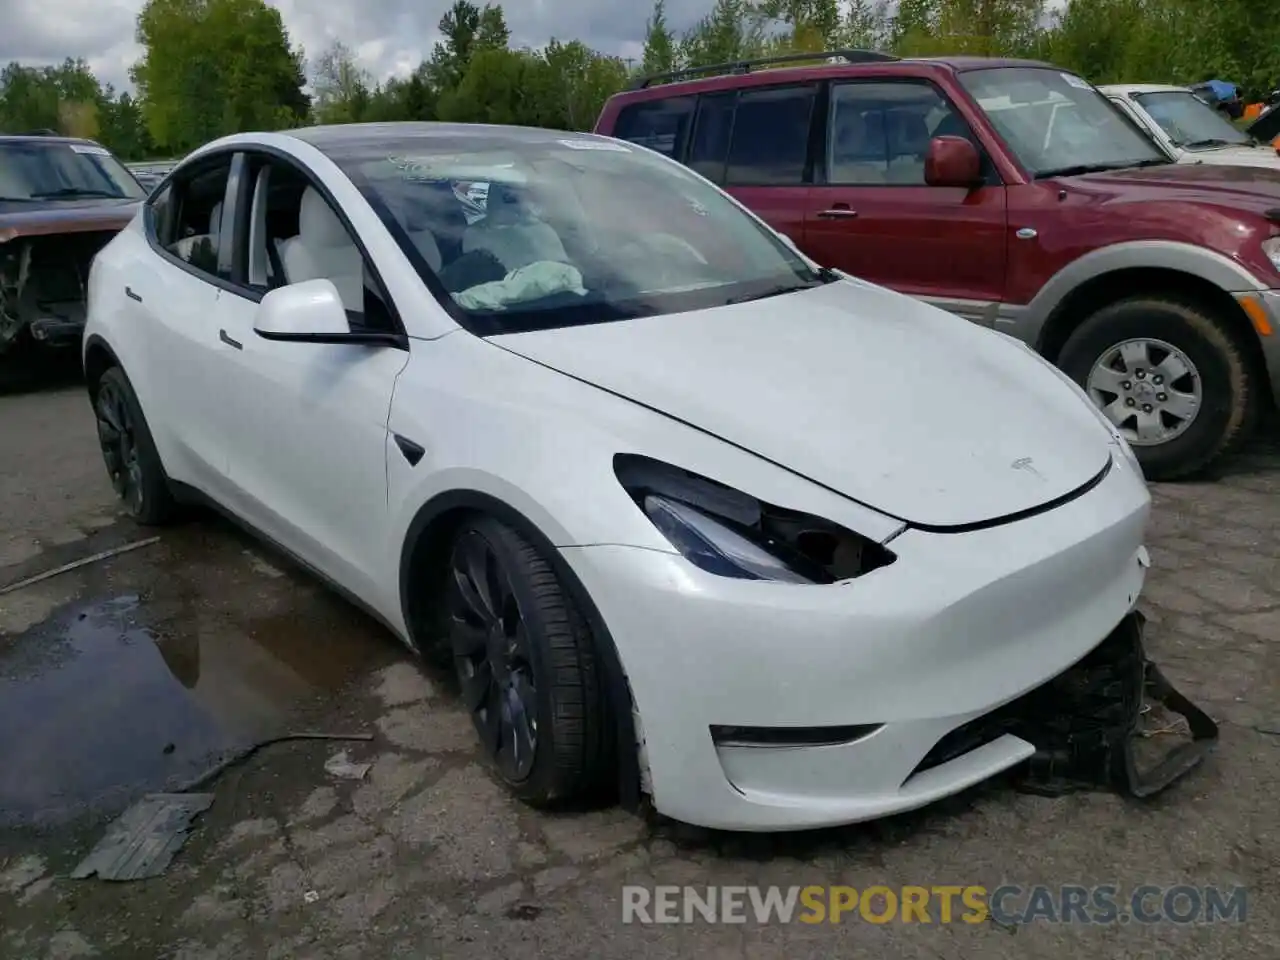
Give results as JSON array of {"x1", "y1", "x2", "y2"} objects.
[
  {"x1": 803, "y1": 79, "x2": 1009, "y2": 319},
  {"x1": 213, "y1": 154, "x2": 410, "y2": 608}
]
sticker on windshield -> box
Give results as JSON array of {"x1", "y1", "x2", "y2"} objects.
[
  {"x1": 69, "y1": 143, "x2": 110, "y2": 156},
  {"x1": 1060, "y1": 73, "x2": 1091, "y2": 89},
  {"x1": 557, "y1": 138, "x2": 630, "y2": 152}
]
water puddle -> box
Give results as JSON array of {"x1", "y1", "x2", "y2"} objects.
[{"x1": 0, "y1": 590, "x2": 397, "y2": 827}]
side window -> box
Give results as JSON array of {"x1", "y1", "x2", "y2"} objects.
[
  {"x1": 687, "y1": 92, "x2": 736, "y2": 184},
  {"x1": 828, "y1": 81, "x2": 981, "y2": 186},
  {"x1": 612, "y1": 97, "x2": 695, "y2": 158},
  {"x1": 151, "y1": 157, "x2": 232, "y2": 278},
  {"x1": 239, "y1": 156, "x2": 395, "y2": 332},
  {"x1": 725, "y1": 85, "x2": 815, "y2": 186}
]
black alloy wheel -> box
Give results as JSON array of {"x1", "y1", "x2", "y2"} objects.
[
  {"x1": 447, "y1": 526, "x2": 541, "y2": 784},
  {"x1": 95, "y1": 373, "x2": 146, "y2": 516}
]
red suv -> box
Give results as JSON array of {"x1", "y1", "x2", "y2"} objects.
[{"x1": 595, "y1": 51, "x2": 1280, "y2": 480}]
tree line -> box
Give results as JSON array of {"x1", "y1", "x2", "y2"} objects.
[{"x1": 1, "y1": 0, "x2": 1275, "y2": 162}]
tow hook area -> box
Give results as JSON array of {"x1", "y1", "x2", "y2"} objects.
[
  {"x1": 1013, "y1": 611, "x2": 1219, "y2": 798},
  {"x1": 916, "y1": 611, "x2": 1219, "y2": 799}
]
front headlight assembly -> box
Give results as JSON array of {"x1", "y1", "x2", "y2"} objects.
[{"x1": 614, "y1": 454, "x2": 895, "y2": 584}]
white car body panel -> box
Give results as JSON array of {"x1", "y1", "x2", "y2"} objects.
[
  {"x1": 1102, "y1": 83, "x2": 1280, "y2": 168},
  {"x1": 83, "y1": 125, "x2": 1155, "y2": 831},
  {"x1": 491, "y1": 280, "x2": 1112, "y2": 528}
]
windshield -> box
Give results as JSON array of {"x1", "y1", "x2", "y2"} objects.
[
  {"x1": 333, "y1": 133, "x2": 827, "y2": 335},
  {"x1": 0, "y1": 140, "x2": 146, "y2": 202},
  {"x1": 1133, "y1": 91, "x2": 1252, "y2": 148},
  {"x1": 960, "y1": 67, "x2": 1169, "y2": 178}
]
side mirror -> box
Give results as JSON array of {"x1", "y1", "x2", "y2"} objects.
[
  {"x1": 924, "y1": 136, "x2": 982, "y2": 188},
  {"x1": 254, "y1": 279, "x2": 349, "y2": 339},
  {"x1": 777, "y1": 231, "x2": 803, "y2": 256},
  {"x1": 252, "y1": 279, "x2": 403, "y2": 347}
]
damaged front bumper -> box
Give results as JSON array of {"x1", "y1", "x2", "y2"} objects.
[{"x1": 919, "y1": 610, "x2": 1218, "y2": 799}]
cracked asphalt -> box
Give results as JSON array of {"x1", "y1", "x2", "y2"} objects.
[{"x1": 1, "y1": 383, "x2": 1277, "y2": 960}]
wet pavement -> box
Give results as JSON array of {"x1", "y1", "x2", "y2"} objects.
[{"x1": 1, "y1": 384, "x2": 1278, "y2": 960}]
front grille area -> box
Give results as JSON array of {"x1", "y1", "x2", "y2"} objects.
[{"x1": 907, "y1": 613, "x2": 1145, "y2": 782}]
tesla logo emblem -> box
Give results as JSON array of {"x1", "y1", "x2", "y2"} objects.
[{"x1": 1011, "y1": 457, "x2": 1044, "y2": 479}]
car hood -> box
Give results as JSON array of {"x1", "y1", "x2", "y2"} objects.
[
  {"x1": 1177, "y1": 143, "x2": 1280, "y2": 168},
  {"x1": 1059, "y1": 161, "x2": 1280, "y2": 214},
  {"x1": 489, "y1": 280, "x2": 1114, "y2": 529},
  {"x1": 0, "y1": 198, "x2": 140, "y2": 241}
]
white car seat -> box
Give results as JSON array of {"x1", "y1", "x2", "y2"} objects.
[
  {"x1": 277, "y1": 187, "x2": 364, "y2": 311},
  {"x1": 461, "y1": 186, "x2": 567, "y2": 271}
]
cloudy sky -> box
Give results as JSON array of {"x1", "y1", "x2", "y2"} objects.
[{"x1": 1, "y1": 0, "x2": 726, "y2": 92}]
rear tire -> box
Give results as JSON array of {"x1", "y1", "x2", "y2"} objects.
[
  {"x1": 93, "y1": 366, "x2": 177, "y2": 525},
  {"x1": 1057, "y1": 297, "x2": 1258, "y2": 481},
  {"x1": 441, "y1": 514, "x2": 611, "y2": 806}
]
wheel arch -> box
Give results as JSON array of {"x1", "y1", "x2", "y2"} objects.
[
  {"x1": 397, "y1": 488, "x2": 643, "y2": 810},
  {"x1": 82, "y1": 333, "x2": 120, "y2": 399},
  {"x1": 1033, "y1": 264, "x2": 1271, "y2": 412}
]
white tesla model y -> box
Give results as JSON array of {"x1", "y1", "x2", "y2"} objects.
[{"x1": 82, "y1": 122, "x2": 1212, "y2": 831}]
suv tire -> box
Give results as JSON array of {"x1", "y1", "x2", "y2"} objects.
[{"x1": 1058, "y1": 297, "x2": 1258, "y2": 481}]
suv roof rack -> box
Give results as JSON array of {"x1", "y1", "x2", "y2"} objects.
[
  {"x1": 627, "y1": 49, "x2": 899, "y2": 90},
  {"x1": 18, "y1": 128, "x2": 60, "y2": 136}
]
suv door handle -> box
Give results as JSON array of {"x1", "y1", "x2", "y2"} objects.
[
  {"x1": 817, "y1": 207, "x2": 858, "y2": 219},
  {"x1": 125, "y1": 286, "x2": 142, "y2": 302},
  {"x1": 219, "y1": 329, "x2": 242, "y2": 350}
]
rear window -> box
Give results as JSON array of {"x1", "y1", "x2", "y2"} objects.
[
  {"x1": 612, "y1": 97, "x2": 695, "y2": 158},
  {"x1": 725, "y1": 85, "x2": 816, "y2": 185}
]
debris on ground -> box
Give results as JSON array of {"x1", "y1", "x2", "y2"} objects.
[
  {"x1": 323, "y1": 750, "x2": 372, "y2": 781},
  {"x1": 69, "y1": 732, "x2": 376, "y2": 881},
  {"x1": 70, "y1": 793, "x2": 215, "y2": 881},
  {"x1": 0, "y1": 536, "x2": 161, "y2": 596}
]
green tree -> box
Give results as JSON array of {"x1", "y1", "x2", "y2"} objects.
[
  {"x1": 428, "y1": 1, "x2": 512, "y2": 92},
  {"x1": 312, "y1": 40, "x2": 373, "y2": 124},
  {"x1": 132, "y1": 0, "x2": 309, "y2": 153},
  {"x1": 641, "y1": 0, "x2": 679, "y2": 75}
]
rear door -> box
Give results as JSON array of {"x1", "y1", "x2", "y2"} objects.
[
  {"x1": 131, "y1": 153, "x2": 240, "y2": 498},
  {"x1": 680, "y1": 84, "x2": 817, "y2": 248},
  {"x1": 803, "y1": 79, "x2": 1008, "y2": 318}
]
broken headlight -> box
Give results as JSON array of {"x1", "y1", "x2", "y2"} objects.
[{"x1": 614, "y1": 454, "x2": 894, "y2": 584}]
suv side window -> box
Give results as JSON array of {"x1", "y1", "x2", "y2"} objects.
[
  {"x1": 613, "y1": 97, "x2": 695, "y2": 158},
  {"x1": 236, "y1": 154, "x2": 396, "y2": 333},
  {"x1": 828, "y1": 81, "x2": 986, "y2": 186},
  {"x1": 725, "y1": 84, "x2": 815, "y2": 186},
  {"x1": 148, "y1": 156, "x2": 232, "y2": 278},
  {"x1": 687, "y1": 92, "x2": 737, "y2": 184}
]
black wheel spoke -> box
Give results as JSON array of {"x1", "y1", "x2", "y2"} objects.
[
  {"x1": 445, "y1": 523, "x2": 542, "y2": 786},
  {"x1": 449, "y1": 615, "x2": 488, "y2": 658},
  {"x1": 479, "y1": 680, "x2": 504, "y2": 755},
  {"x1": 506, "y1": 671, "x2": 537, "y2": 778},
  {"x1": 456, "y1": 652, "x2": 492, "y2": 712},
  {"x1": 452, "y1": 534, "x2": 498, "y2": 625}
]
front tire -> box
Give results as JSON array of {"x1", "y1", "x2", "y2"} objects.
[
  {"x1": 1058, "y1": 297, "x2": 1258, "y2": 480},
  {"x1": 442, "y1": 515, "x2": 610, "y2": 805},
  {"x1": 93, "y1": 366, "x2": 177, "y2": 525}
]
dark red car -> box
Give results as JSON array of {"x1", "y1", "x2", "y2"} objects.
[
  {"x1": 1, "y1": 133, "x2": 145, "y2": 388},
  {"x1": 595, "y1": 52, "x2": 1280, "y2": 481}
]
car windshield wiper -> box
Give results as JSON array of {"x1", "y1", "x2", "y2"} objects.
[
  {"x1": 724, "y1": 279, "x2": 824, "y2": 306},
  {"x1": 1034, "y1": 158, "x2": 1169, "y2": 179},
  {"x1": 31, "y1": 187, "x2": 126, "y2": 200},
  {"x1": 1180, "y1": 138, "x2": 1234, "y2": 149}
]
